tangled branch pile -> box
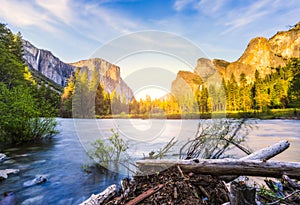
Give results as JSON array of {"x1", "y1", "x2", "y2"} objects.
[{"x1": 106, "y1": 165, "x2": 229, "y2": 205}]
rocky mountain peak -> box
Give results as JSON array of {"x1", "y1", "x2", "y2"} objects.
[
  {"x1": 225, "y1": 22, "x2": 299, "y2": 82},
  {"x1": 23, "y1": 40, "x2": 75, "y2": 87},
  {"x1": 269, "y1": 24, "x2": 300, "y2": 59},
  {"x1": 70, "y1": 58, "x2": 133, "y2": 101},
  {"x1": 70, "y1": 58, "x2": 120, "y2": 82},
  {"x1": 23, "y1": 40, "x2": 134, "y2": 101},
  {"x1": 194, "y1": 58, "x2": 217, "y2": 81}
]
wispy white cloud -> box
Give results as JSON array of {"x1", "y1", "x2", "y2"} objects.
[
  {"x1": 173, "y1": 0, "x2": 195, "y2": 11},
  {"x1": 69, "y1": 1, "x2": 144, "y2": 44},
  {"x1": 194, "y1": 0, "x2": 229, "y2": 15},
  {"x1": 35, "y1": 0, "x2": 73, "y2": 25},
  {"x1": 0, "y1": 0, "x2": 143, "y2": 42},
  {"x1": 82, "y1": 3, "x2": 140, "y2": 34},
  {"x1": 0, "y1": 0, "x2": 57, "y2": 32},
  {"x1": 221, "y1": 0, "x2": 297, "y2": 34},
  {"x1": 1, "y1": 0, "x2": 299, "y2": 63}
]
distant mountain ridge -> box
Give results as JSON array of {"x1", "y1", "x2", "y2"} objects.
[
  {"x1": 23, "y1": 40, "x2": 134, "y2": 100},
  {"x1": 225, "y1": 22, "x2": 300, "y2": 82},
  {"x1": 171, "y1": 22, "x2": 300, "y2": 96}
]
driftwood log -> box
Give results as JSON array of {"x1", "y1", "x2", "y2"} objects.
[
  {"x1": 221, "y1": 140, "x2": 289, "y2": 181},
  {"x1": 137, "y1": 158, "x2": 300, "y2": 179},
  {"x1": 137, "y1": 140, "x2": 292, "y2": 178},
  {"x1": 79, "y1": 184, "x2": 116, "y2": 205},
  {"x1": 239, "y1": 140, "x2": 289, "y2": 161}
]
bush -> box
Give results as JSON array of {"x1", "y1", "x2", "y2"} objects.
[
  {"x1": 0, "y1": 83, "x2": 58, "y2": 144},
  {"x1": 88, "y1": 129, "x2": 128, "y2": 170}
]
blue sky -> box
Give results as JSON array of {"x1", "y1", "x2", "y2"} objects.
[{"x1": 0, "y1": 0, "x2": 299, "y2": 64}]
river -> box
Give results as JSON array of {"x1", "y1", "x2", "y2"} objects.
[{"x1": 0, "y1": 118, "x2": 299, "y2": 204}]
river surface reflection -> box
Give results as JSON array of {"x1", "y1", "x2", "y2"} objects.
[{"x1": 0, "y1": 118, "x2": 299, "y2": 204}]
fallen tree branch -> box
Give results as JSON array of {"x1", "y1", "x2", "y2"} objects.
[
  {"x1": 240, "y1": 140, "x2": 289, "y2": 161},
  {"x1": 283, "y1": 175, "x2": 300, "y2": 189},
  {"x1": 125, "y1": 184, "x2": 164, "y2": 205},
  {"x1": 221, "y1": 140, "x2": 289, "y2": 181},
  {"x1": 137, "y1": 159, "x2": 300, "y2": 179},
  {"x1": 266, "y1": 190, "x2": 300, "y2": 205},
  {"x1": 79, "y1": 184, "x2": 116, "y2": 205}
]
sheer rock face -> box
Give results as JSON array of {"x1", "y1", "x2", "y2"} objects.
[
  {"x1": 171, "y1": 70, "x2": 203, "y2": 97},
  {"x1": 23, "y1": 40, "x2": 74, "y2": 86},
  {"x1": 171, "y1": 58, "x2": 225, "y2": 98},
  {"x1": 70, "y1": 59, "x2": 134, "y2": 101},
  {"x1": 269, "y1": 22, "x2": 300, "y2": 59},
  {"x1": 23, "y1": 41, "x2": 134, "y2": 101},
  {"x1": 225, "y1": 23, "x2": 300, "y2": 82}
]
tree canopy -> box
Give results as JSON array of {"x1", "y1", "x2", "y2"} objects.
[{"x1": 0, "y1": 23, "x2": 58, "y2": 144}]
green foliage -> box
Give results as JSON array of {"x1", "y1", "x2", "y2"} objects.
[
  {"x1": 60, "y1": 67, "x2": 112, "y2": 118},
  {"x1": 88, "y1": 129, "x2": 129, "y2": 169},
  {"x1": 72, "y1": 67, "x2": 93, "y2": 118},
  {"x1": 0, "y1": 23, "x2": 59, "y2": 144},
  {"x1": 0, "y1": 23, "x2": 27, "y2": 88},
  {"x1": 0, "y1": 83, "x2": 58, "y2": 144},
  {"x1": 288, "y1": 59, "x2": 300, "y2": 108}
]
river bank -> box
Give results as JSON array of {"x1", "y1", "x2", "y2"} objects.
[{"x1": 94, "y1": 108, "x2": 300, "y2": 120}]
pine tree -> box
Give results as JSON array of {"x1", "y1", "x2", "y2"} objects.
[
  {"x1": 227, "y1": 73, "x2": 239, "y2": 111},
  {"x1": 95, "y1": 83, "x2": 105, "y2": 116},
  {"x1": 239, "y1": 73, "x2": 251, "y2": 111},
  {"x1": 72, "y1": 67, "x2": 93, "y2": 118}
]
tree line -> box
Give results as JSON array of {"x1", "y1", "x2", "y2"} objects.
[{"x1": 60, "y1": 58, "x2": 300, "y2": 118}]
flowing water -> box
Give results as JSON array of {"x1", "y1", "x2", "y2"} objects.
[{"x1": 0, "y1": 118, "x2": 299, "y2": 204}]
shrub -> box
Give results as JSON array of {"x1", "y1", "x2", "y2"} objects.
[
  {"x1": 0, "y1": 83, "x2": 58, "y2": 144},
  {"x1": 88, "y1": 129, "x2": 128, "y2": 170}
]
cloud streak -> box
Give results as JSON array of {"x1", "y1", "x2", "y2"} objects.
[
  {"x1": 35, "y1": 0, "x2": 73, "y2": 25},
  {"x1": 173, "y1": 0, "x2": 195, "y2": 11},
  {"x1": 0, "y1": 0, "x2": 57, "y2": 32},
  {"x1": 0, "y1": 0, "x2": 299, "y2": 63}
]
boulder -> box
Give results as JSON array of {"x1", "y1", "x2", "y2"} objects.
[
  {"x1": 0, "y1": 169, "x2": 19, "y2": 180},
  {"x1": 23, "y1": 175, "x2": 47, "y2": 187},
  {"x1": 0, "y1": 153, "x2": 6, "y2": 162}
]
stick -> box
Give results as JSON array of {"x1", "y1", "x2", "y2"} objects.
[
  {"x1": 125, "y1": 184, "x2": 164, "y2": 205},
  {"x1": 266, "y1": 190, "x2": 300, "y2": 205}
]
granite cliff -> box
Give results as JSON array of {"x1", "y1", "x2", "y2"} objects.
[
  {"x1": 23, "y1": 41, "x2": 134, "y2": 100},
  {"x1": 23, "y1": 40, "x2": 74, "y2": 87},
  {"x1": 225, "y1": 22, "x2": 300, "y2": 82},
  {"x1": 70, "y1": 59, "x2": 134, "y2": 101},
  {"x1": 171, "y1": 58, "x2": 225, "y2": 97},
  {"x1": 172, "y1": 22, "x2": 300, "y2": 96}
]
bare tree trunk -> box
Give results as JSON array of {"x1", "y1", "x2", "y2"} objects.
[
  {"x1": 221, "y1": 140, "x2": 289, "y2": 181},
  {"x1": 137, "y1": 159, "x2": 300, "y2": 179},
  {"x1": 240, "y1": 140, "x2": 289, "y2": 161}
]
